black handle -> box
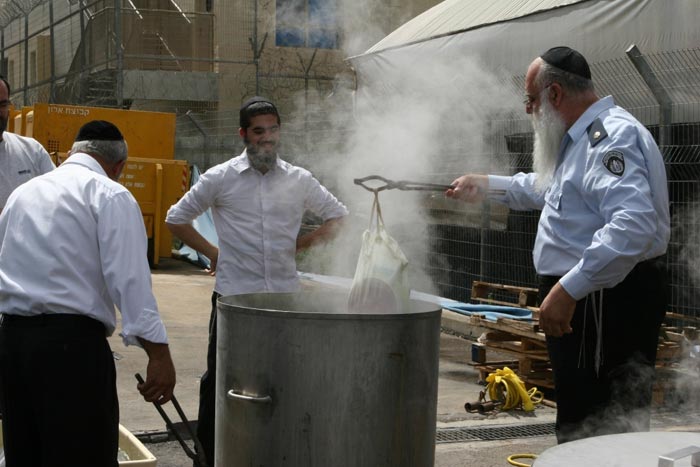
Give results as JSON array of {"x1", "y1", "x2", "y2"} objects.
[{"x1": 135, "y1": 373, "x2": 209, "y2": 467}]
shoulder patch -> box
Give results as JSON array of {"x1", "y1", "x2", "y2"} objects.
[
  {"x1": 587, "y1": 118, "x2": 608, "y2": 147},
  {"x1": 602, "y1": 150, "x2": 625, "y2": 176}
]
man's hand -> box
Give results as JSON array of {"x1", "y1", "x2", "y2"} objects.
[
  {"x1": 446, "y1": 174, "x2": 488, "y2": 202},
  {"x1": 296, "y1": 217, "x2": 345, "y2": 252},
  {"x1": 166, "y1": 222, "x2": 218, "y2": 276},
  {"x1": 538, "y1": 282, "x2": 576, "y2": 337},
  {"x1": 204, "y1": 246, "x2": 219, "y2": 276},
  {"x1": 137, "y1": 340, "x2": 176, "y2": 404}
]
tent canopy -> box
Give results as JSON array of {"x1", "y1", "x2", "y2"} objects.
[
  {"x1": 349, "y1": 0, "x2": 700, "y2": 126},
  {"x1": 364, "y1": 0, "x2": 586, "y2": 55}
]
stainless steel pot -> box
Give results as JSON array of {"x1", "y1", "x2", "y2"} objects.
[
  {"x1": 533, "y1": 431, "x2": 700, "y2": 466},
  {"x1": 215, "y1": 288, "x2": 442, "y2": 467}
]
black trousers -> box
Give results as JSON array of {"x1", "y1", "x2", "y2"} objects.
[
  {"x1": 0, "y1": 313, "x2": 119, "y2": 467},
  {"x1": 539, "y1": 258, "x2": 667, "y2": 444},
  {"x1": 195, "y1": 291, "x2": 220, "y2": 467}
]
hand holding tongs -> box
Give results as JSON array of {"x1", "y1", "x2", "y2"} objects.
[
  {"x1": 354, "y1": 175, "x2": 455, "y2": 193},
  {"x1": 135, "y1": 373, "x2": 209, "y2": 467}
]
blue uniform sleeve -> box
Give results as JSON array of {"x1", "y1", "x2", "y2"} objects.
[
  {"x1": 560, "y1": 124, "x2": 662, "y2": 299},
  {"x1": 489, "y1": 173, "x2": 545, "y2": 211}
]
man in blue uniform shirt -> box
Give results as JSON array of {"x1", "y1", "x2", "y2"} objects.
[{"x1": 447, "y1": 46, "x2": 669, "y2": 443}]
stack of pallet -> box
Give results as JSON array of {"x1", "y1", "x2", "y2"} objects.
[
  {"x1": 468, "y1": 281, "x2": 553, "y2": 393},
  {"x1": 652, "y1": 313, "x2": 699, "y2": 405},
  {"x1": 467, "y1": 281, "x2": 695, "y2": 406},
  {"x1": 471, "y1": 281, "x2": 539, "y2": 314}
]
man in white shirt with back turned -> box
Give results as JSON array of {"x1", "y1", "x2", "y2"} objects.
[{"x1": 0, "y1": 120, "x2": 176, "y2": 467}]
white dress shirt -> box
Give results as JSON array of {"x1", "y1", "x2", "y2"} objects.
[
  {"x1": 166, "y1": 151, "x2": 349, "y2": 295},
  {"x1": 0, "y1": 152, "x2": 168, "y2": 346},
  {"x1": 0, "y1": 131, "x2": 55, "y2": 209}
]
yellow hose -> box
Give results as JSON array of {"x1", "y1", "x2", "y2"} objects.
[
  {"x1": 507, "y1": 453, "x2": 537, "y2": 466},
  {"x1": 484, "y1": 367, "x2": 543, "y2": 411},
  {"x1": 482, "y1": 368, "x2": 543, "y2": 466}
]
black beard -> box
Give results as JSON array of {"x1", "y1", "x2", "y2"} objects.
[{"x1": 248, "y1": 149, "x2": 277, "y2": 172}]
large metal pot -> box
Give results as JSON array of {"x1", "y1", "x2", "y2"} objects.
[
  {"x1": 533, "y1": 431, "x2": 700, "y2": 466},
  {"x1": 215, "y1": 287, "x2": 442, "y2": 467}
]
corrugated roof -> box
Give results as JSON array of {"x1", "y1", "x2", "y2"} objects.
[{"x1": 363, "y1": 0, "x2": 590, "y2": 55}]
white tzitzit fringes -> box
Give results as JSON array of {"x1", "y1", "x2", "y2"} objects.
[
  {"x1": 578, "y1": 294, "x2": 589, "y2": 368},
  {"x1": 593, "y1": 290, "x2": 605, "y2": 375}
]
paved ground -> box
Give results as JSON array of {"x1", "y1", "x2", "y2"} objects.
[{"x1": 109, "y1": 258, "x2": 700, "y2": 466}]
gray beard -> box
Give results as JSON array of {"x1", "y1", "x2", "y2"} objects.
[{"x1": 531, "y1": 97, "x2": 567, "y2": 194}]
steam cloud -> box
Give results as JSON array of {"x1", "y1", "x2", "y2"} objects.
[
  {"x1": 287, "y1": 31, "x2": 519, "y2": 297},
  {"x1": 282, "y1": 0, "x2": 700, "y2": 433}
]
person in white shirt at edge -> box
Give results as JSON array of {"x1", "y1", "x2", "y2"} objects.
[
  {"x1": 446, "y1": 47, "x2": 669, "y2": 444},
  {"x1": 0, "y1": 120, "x2": 176, "y2": 467},
  {"x1": 0, "y1": 75, "x2": 55, "y2": 211},
  {"x1": 166, "y1": 96, "x2": 349, "y2": 465}
]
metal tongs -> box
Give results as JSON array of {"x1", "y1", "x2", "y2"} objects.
[
  {"x1": 354, "y1": 175, "x2": 455, "y2": 193},
  {"x1": 135, "y1": 373, "x2": 209, "y2": 467}
]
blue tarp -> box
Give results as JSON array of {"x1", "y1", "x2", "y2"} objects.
[
  {"x1": 174, "y1": 165, "x2": 218, "y2": 269},
  {"x1": 297, "y1": 273, "x2": 532, "y2": 321},
  {"x1": 440, "y1": 302, "x2": 532, "y2": 321}
]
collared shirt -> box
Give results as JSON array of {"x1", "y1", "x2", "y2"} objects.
[
  {"x1": 0, "y1": 153, "x2": 168, "y2": 346},
  {"x1": 489, "y1": 96, "x2": 670, "y2": 300},
  {"x1": 166, "y1": 151, "x2": 349, "y2": 295},
  {"x1": 0, "y1": 131, "x2": 55, "y2": 209}
]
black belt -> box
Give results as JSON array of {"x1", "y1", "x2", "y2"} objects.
[
  {"x1": 0, "y1": 313, "x2": 104, "y2": 333},
  {"x1": 537, "y1": 256, "x2": 665, "y2": 290}
]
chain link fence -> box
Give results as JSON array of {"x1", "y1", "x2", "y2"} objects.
[
  {"x1": 1, "y1": 2, "x2": 698, "y2": 317},
  {"x1": 423, "y1": 48, "x2": 700, "y2": 318}
]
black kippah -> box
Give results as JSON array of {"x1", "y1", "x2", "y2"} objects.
[
  {"x1": 75, "y1": 120, "x2": 124, "y2": 141},
  {"x1": 540, "y1": 46, "x2": 592, "y2": 80},
  {"x1": 239, "y1": 96, "x2": 279, "y2": 127},
  {"x1": 240, "y1": 96, "x2": 274, "y2": 111}
]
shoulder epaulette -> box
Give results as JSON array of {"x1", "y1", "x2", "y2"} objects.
[{"x1": 587, "y1": 118, "x2": 608, "y2": 147}]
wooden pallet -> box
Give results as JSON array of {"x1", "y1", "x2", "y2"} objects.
[
  {"x1": 471, "y1": 280, "x2": 539, "y2": 308},
  {"x1": 468, "y1": 317, "x2": 688, "y2": 397},
  {"x1": 469, "y1": 315, "x2": 543, "y2": 340},
  {"x1": 465, "y1": 280, "x2": 697, "y2": 407},
  {"x1": 469, "y1": 314, "x2": 554, "y2": 390},
  {"x1": 656, "y1": 325, "x2": 695, "y2": 367}
]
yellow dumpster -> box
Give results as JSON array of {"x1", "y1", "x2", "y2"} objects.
[
  {"x1": 120, "y1": 157, "x2": 190, "y2": 266},
  {"x1": 10, "y1": 103, "x2": 188, "y2": 266}
]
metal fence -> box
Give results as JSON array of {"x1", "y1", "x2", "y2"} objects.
[
  {"x1": 1, "y1": 2, "x2": 698, "y2": 317},
  {"x1": 278, "y1": 47, "x2": 699, "y2": 319},
  {"x1": 179, "y1": 48, "x2": 700, "y2": 319},
  {"x1": 423, "y1": 48, "x2": 700, "y2": 318}
]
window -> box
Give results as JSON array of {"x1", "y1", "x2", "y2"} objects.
[
  {"x1": 8, "y1": 60, "x2": 15, "y2": 85},
  {"x1": 30, "y1": 51, "x2": 37, "y2": 85},
  {"x1": 276, "y1": 0, "x2": 338, "y2": 49}
]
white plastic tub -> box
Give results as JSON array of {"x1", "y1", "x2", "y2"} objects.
[{"x1": 0, "y1": 424, "x2": 156, "y2": 466}]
